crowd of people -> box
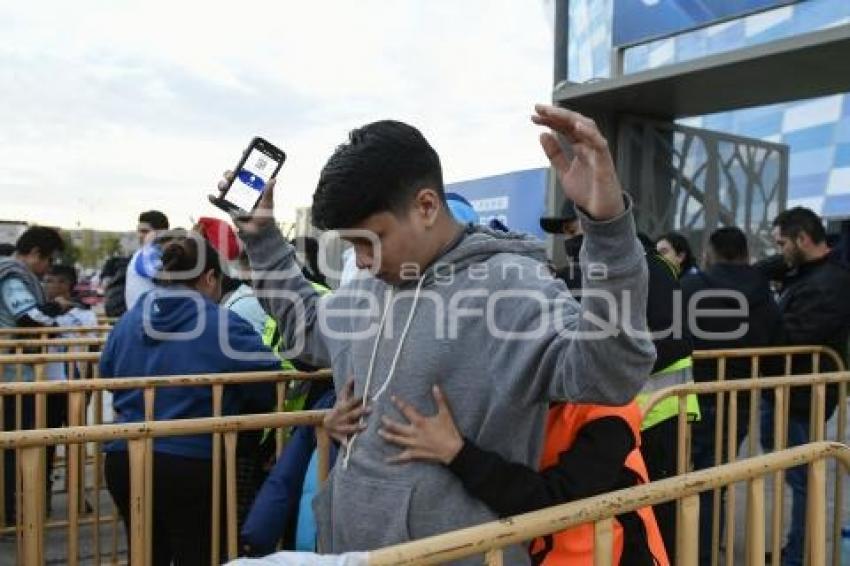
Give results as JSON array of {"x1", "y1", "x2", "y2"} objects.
[{"x1": 1, "y1": 104, "x2": 849, "y2": 566}]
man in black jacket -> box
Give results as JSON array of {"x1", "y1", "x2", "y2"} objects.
[
  {"x1": 634, "y1": 236, "x2": 694, "y2": 561},
  {"x1": 681, "y1": 227, "x2": 782, "y2": 565},
  {"x1": 540, "y1": 200, "x2": 583, "y2": 290},
  {"x1": 763, "y1": 207, "x2": 850, "y2": 566}
]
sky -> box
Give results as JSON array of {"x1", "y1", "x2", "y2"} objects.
[{"x1": 0, "y1": 1, "x2": 555, "y2": 232}]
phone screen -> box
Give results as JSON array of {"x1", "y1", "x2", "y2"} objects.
[{"x1": 226, "y1": 147, "x2": 281, "y2": 212}]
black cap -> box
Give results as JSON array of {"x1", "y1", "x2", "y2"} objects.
[{"x1": 540, "y1": 200, "x2": 578, "y2": 234}]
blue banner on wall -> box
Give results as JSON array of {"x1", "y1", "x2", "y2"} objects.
[
  {"x1": 446, "y1": 168, "x2": 548, "y2": 239},
  {"x1": 613, "y1": 0, "x2": 799, "y2": 47}
]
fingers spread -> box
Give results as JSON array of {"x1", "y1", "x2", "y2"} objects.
[
  {"x1": 342, "y1": 378, "x2": 356, "y2": 401},
  {"x1": 380, "y1": 416, "x2": 413, "y2": 436},
  {"x1": 391, "y1": 395, "x2": 423, "y2": 425},
  {"x1": 532, "y1": 104, "x2": 587, "y2": 133},
  {"x1": 432, "y1": 386, "x2": 450, "y2": 415},
  {"x1": 378, "y1": 428, "x2": 416, "y2": 448},
  {"x1": 340, "y1": 394, "x2": 365, "y2": 412},
  {"x1": 386, "y1": 450, "x2": 414, "y2": 464},
  {"x1": 572, "y1": 121, "x2": 609, "y2": 153}
]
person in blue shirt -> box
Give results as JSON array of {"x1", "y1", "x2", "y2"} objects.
[{"x1": 100, "y1": 233, "x2": 279, "y2": 566}]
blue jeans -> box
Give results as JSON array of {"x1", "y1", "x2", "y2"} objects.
[
  {"x1": 761, "y1": 404, "x2": 810, "y2": 566},
  {"x1": 692, "y1": 403, "x2": 748, "y2": 566}
]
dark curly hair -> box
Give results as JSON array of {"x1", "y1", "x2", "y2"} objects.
[{"x1": 311, "y1": 120, "x2": 444, "y2": 230}]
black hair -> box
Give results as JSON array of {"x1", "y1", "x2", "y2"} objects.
[
  {"x1": 49, "y1": 264, "x2": 78, "y2": 288},
  {"x1": 154, "y1": 235, "x2": 221, "y2": 287},
  {"x1": 0, "y1": 243, "x2": 15, "y2": 257},
  {"x1": 773, "y1": 206, "x2": 826, "y2": 244},
  {"x1": 138, "y1": 210, "x2": 169, "y2": 231},
  {"x1": 658, "y1": 231, "x2": 696, "y2": 273},
  {"x1": 15, "y1": 226, "x2": 64, "y2": 257},
  {"x1": 709, "y1": 227, "x2": 749, "y2": 262},
  {"x1": 311, "y1": 120, "x2": 444, "y2": 230}
]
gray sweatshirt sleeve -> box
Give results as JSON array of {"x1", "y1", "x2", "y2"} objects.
[
  {"x1": 239, "y1": 223, "x2": 331, "y2": 368},
  {"x1": 536, "y1": 200, "x2": 655, "y2": 404}
]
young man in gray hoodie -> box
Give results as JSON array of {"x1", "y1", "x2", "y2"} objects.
[{"x1": 214, "y1": 104, "x2": 655, "y2": 563}]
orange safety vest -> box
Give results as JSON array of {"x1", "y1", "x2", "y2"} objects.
[{"x1": 529, "y1": 402, "x2": 670, "y2": 566}]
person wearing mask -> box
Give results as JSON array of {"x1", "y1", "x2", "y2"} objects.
[
  {"x1": 100, "y1": 234, "x2": 279, "y2": 565},
  {"x1": 656, "y1": 231, "x2": 699, "y2": 278},
  {"x1": 215, "y1": 108, "x2": 655, "y2": 563},
  {"x1": 633, "y1": 235, "x2": 696, "y2": 561},
  {"x1": 761, "y1": 207, "x2": 850, "y2": 566},
  {"x1": 681, "y1": 227, "x2": 782, "y2": 566},
  {"x1": 540, "y1": 200, "x2": 583, "y2": 290}
]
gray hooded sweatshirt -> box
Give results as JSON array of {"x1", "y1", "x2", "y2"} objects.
[{"x1": 241, "y1": 202, "x2": 655, "y2": 564}]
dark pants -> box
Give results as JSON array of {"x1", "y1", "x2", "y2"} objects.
[
  {"x1": 2, "y1": 395, "x2": 34, "y2": 525},
  {"x1": 105, "y1": 450, "x2": 218, "y2": 566},
  {"x1": 45, "y1": 393, "x2": 68, "y2": 509},
  {"x1": 691, "y1": 403, "x2": 749, "y2": 566},
  {"x1": 640, "y1": 418, "x2": 679, "y2": 561},
  {"x1": 761, "y1": 406, "x2": 810, "y2": 566}
]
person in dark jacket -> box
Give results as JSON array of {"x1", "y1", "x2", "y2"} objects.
[
  {"x1": 540, "y1": 200, "x2": 583, "y2": 291},
  {"x1": 656, "y1": 231, "x2": 699, "y2": 279},
  {"x1": 761, "y1": 207, "x2": 850, "y2": 566},
  {"x1": 681, "y1": 227, "x2": 782, "y2": 566},
  {"x1": 548, "y1": 231, "x2": 690, "y2": 559},
  {"x1": 100, "y1": 234, "x2": 279, "y2": 566},
  {"x1": 634, "y1": 235, "x2": 695, "y2": 561}
]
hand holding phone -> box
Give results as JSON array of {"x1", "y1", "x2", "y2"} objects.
[
  {"x1": 210, "y1": 172, "x2": 276, "y2": 235},
  {"x1": 209, "y1": 137, "x2": 286, "y2": 228}
]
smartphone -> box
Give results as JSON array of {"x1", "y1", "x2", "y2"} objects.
[{"x1": 212, "y1": 137, "x2": 286, "y2": 216}]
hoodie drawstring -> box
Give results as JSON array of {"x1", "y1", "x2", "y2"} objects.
[{"x1": 342, "y1": 275, "x2": 427, "y2": 469}]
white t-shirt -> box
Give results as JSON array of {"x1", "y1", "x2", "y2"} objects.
[
  {"x1": 125, "y1": 246, "x2": 159, "y2": 311},
  {"x1": 46, "y1": 306, "x2": 99, "y2": 381}
]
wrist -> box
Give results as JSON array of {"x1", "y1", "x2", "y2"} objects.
[
  {"x1": 441, "y1": 435, "x2": 464, "y2": 465},
  {"x1": 580, "y1": 194, "x2": 627, "y2": 223}
]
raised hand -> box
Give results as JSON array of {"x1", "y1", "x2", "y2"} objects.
[
  {"x1": 208, "y1": 170, "x2": 276, "y2": 235},
  {"x1": 532, "y1": 104, "x2": 625, "y2": 221}
]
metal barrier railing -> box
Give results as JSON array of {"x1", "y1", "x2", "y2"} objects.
[
  {"x1": 643, "y1": 345, "x2": 846, "y2": 566},
  {"x1": 0, "y1": 362, "x2": 332, "y2": 563},
  {"x1": 0, "y1": 337, "x2": 107, "y2": 352},
  {"x1": 2, "y1": 415, "x2": 846, "y2": 565},
  {"x1": 643, "y1": 371, "x2": 850, "y2": 566},
  {"x1": 0, "y1": 344, "x2": 844, "y2": 564},
  {"x1": 0, "y1": 326, "x2": 111, "y2": 338},
  {"x1": 0, "y1": 409, "x2": 332, "y2": 566},
  {"x1": 367, "y1": 441, "x2": 850, "y2": 566}
]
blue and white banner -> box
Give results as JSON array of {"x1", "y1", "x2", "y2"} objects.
[
  {"x1": 613, "y1": 0, "x2": 799, "y2": 46},
  {"x1": 447, "y1": 168, "x2": 548, "y2": 239}
]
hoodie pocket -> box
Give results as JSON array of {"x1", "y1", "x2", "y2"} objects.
[{"x1": 324, "y1": 474, "x2": 413, "y2": 551}]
